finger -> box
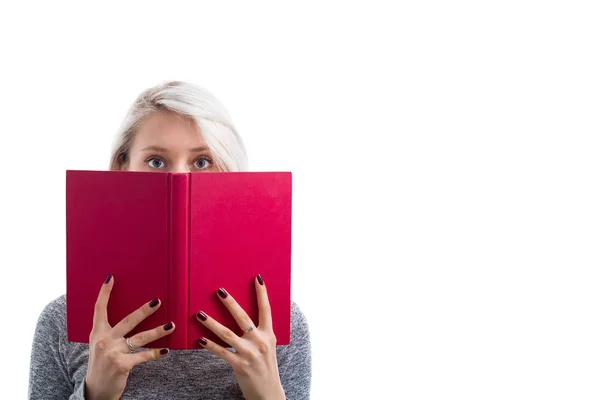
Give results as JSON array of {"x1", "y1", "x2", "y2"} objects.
[
  {"x1": 124, "y1": 322, "x2": 175, "y2": 352},
  {"x1": 196, "y1": 311, "x2": 244, "y2": 349},
  {"x1": 216, "y1": 288, "x2": 256, "y2": 332},
  {"x1": 111, "y1": 298, "x2": 161, "y2": 338},
  {"x1": 93, "y1": 274, "x2": 114, "y2": 330},
  {"x1": 197, "y1": 336, "x2": 237, "y2": 365},
  {"x1": 127, "y1": 348, "x2": 170, "y2": 367},
  {"x1": 255, "y1": 274, "x2": 272, "y2": 330}
]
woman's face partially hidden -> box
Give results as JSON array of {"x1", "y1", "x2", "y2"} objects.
[{"x1": 126, "y1": 111, "x2": 219, "y2": 173}]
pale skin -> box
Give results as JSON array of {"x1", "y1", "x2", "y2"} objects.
[{"x1": 84, "y1": 111, "x2": 286, "y2": 400}]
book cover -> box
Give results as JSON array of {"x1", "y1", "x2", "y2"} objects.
[{"x1": 66, "y1": 170, "x2": 291, "y2": 350}]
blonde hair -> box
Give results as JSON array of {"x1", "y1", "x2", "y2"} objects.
[{"x1": 109, "y1": 81, "x2": 248, "y2": 171}]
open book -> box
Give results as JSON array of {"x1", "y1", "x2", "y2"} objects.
[{"x1": 66, "y1": 170, "x2": 291, "y2": 350}]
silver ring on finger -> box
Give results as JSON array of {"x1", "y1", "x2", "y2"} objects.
[
  {"x1": 126, "y1": 337, "x2": 134, "y2": 352},
  {"x1": 244, "y1": 325, "x2": 255, "y2": 334}
]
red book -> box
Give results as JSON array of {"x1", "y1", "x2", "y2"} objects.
[{"x1": 66, "y1": 170, "x2": 292, "y2": 350}]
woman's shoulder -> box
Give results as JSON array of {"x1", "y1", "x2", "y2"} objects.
[
  {"x1": 288, "y1": 300, "x2": 310, "y2": 344},
  {"x1": 290, "y1": 301, "x2": 309, "y2": 328},
  {"x1": 35, "y1": 294, "x2": 67, "y2": 331}
]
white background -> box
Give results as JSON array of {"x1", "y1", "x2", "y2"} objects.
[{"x1": 1, "y1": 1, "x2": 599, "y2": 398}]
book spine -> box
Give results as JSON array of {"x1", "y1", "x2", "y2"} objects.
[{"x1": 167, "y1": 173, "x2": 190, "y2": 349}]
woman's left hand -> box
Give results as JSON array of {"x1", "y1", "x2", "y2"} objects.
[{"x1": 196, "y1": 274, "x2": 286, "y2": 400}]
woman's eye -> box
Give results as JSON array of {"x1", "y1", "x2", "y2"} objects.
[
  {"x1": 194, "y1": 158, "x2": 211, "y2": 170},
  {"x1": 147, "y1": 158, "x2": 165, "y2": 169}
]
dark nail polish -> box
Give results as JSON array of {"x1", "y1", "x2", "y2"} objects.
[
  {"x1": 257, "y1": 274, "x2": 264, "y2": 286},
  {"x1": 104, "y1": 274, "x2": 112, "y2": 284},
  {"x1": 198, "y1": 337, "x2": 208, "y2": 346},
  {"x1": 149, "y1": 298, "x2": 159, "y2": 308},
  {"x1": 217, "y1": 288, "x2": 228, "y2": 299},
  {"x1": 163, "y1": 322, "x2": 173, "y2": 331},
  {"x1": 160, "y1": 348, "x2": 169, "y2": 355},
  {"x1": 197, "y1": 311, "x2": 207, "y2": 321}
]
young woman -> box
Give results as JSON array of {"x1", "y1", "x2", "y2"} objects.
[{"x1": 28, "y1": 81, "x2": 312, "y2": 400}]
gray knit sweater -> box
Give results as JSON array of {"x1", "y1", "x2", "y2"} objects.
[{"x1": 28, "y1": 295, "x2": 311, "y2": 399}]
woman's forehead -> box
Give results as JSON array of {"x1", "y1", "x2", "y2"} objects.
[{"x1": 133, "y1": 112, "x2": 206, "y2": 151}]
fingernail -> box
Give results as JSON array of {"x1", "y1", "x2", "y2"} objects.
[
  {"x1": 217, "y1": 288, "x2": 228, "y2": 299},
  {"x1": 257, "y1": 274, "x2": 264, "y2": 286},
  {"x1": 197, "y1": 311, "x2": 207, "y2": 321},
  {"x1": 198, "y1": 338, "x2": 208, "y2": 346},
  {"x1": 104, "y1": 274, "x2": 112, "y2": 284},
  {"x1": 160, "y1": 348, "x2": 169, "y2": 355},
  {"x1": 149, "y1": 298, "x2": 159, "y2": 308},
  {"x1": 163, "y1": 322, "x2": 173, "y2": 331}
]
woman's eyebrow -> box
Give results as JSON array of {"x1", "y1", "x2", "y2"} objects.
[
  {"x1": 190, "y1": 146, "x2": 210, "y2": 152},
  {"x1": 140, "y1": 146, "x2": 209, "y2": 152},
  {"x1": 141, "y1": 145, "x2": 168, "y2": 152}
]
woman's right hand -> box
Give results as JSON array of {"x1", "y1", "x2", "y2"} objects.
[{"x1": 84, "y1": 274, "x2": 175, "y2": 400}]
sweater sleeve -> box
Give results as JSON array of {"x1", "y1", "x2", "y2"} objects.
[
  {"x1": 277, "y1": 301, "x2": 312, "y2": 400},
  {"x1": 28, "y1": 297, "x2": 86, "y2": 400}
]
